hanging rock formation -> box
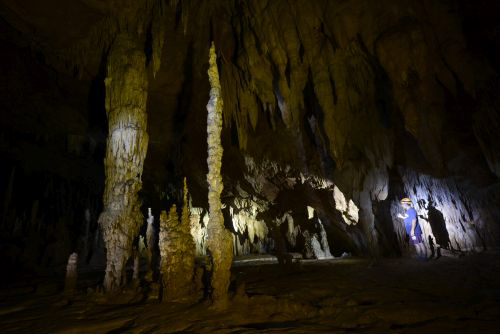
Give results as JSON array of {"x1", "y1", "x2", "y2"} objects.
[
  {"x1": 206, "y1": 42, "x2": 233, "y2": 308},
  {"x1": 98, "y1": 33, "x2": 149, "y2": 292}
]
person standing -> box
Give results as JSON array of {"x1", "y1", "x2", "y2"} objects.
[{"x1": 397, "y1": 198, "x2": 426, "y2": 259}]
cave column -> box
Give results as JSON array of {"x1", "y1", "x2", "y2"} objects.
[
  {"x1": 206, "y1": 42, "x2": 233, "y2": 308},
  {"x1": 98, "y1": 33, "x2": 149, "y2": 292}
]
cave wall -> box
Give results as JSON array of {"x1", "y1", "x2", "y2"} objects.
[
  {"x1": 210, "y1": 0, "x2": 500, "y2": 255},
  {"x1": 0, "y1": 0, "x2": 499, "y2": 275}
]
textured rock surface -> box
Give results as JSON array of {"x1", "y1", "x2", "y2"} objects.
[
  {"x1": 98, "y1": 33, "x2": 149, "y2": 292},
  {"x1": 206, "y1": 42, "x2": 233, "y2": 308},
  {"x1": 64, "y1": 252, "x2": 78, "y2": 293},
  {"x1": 145, "y1": 207, "x2": 155, "y2": 276},
  {"x1": 0, "y1": 0, "x2": 499, "y2": 275},
  {"x1": 158, "y1": 179, "x2": 196, "y2": 302}
]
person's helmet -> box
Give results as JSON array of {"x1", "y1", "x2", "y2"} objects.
[{"x1": 400, "y1": 197, "x2": 412, "y2": 204}]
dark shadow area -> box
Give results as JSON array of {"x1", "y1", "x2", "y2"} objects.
[{"x1": 426, "y1": 200, "x2": 451, "y2": 250}]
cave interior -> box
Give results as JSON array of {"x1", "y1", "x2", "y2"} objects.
[{"x1": 1, "y1": 0, "x2": 500, "y2": 333}]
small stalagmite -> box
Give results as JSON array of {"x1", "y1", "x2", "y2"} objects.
[
  {"x1": 206, "y1": 42, "x2": 233, "y2": 308},
  {"x1": 146, "y1": 208, "x2": 155, "y2": 261},
  {"x1": 65, "y1": 252, "x2": 78, "y2": 293},
  {"x1": 159, "y1": 180, "x2": 196, "y2": 302},
  {"x1": 97, "y1": 33, "x2": 149, "y2": 292},
  {"x1": 145, "y1": 207, "x2": 155, "y2": 279}
]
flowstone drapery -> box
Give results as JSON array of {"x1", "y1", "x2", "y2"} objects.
[
  {"x1": 98, "y1": 33, "x2": 149, "y2": 292},
  {"x1": 206, "y1": 42, "x2": 233, "y2": 308}
]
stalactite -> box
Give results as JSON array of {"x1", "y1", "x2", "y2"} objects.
[
  {"x1": 206, "y1": 42, "x2": 233, "y2": 309},
  {"x1": 190, "y1": 206, "x2": 208, "y2": 256},
  {"x1": 151, "y1": 1, "x2": 166, "y2": 78},
  {"x1": 98, "y1": 33, "x2": 149, "y2": 292}
]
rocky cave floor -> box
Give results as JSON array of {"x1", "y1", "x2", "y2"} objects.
[{"x1": 1, "y1": 252, "x2": 500, "y2": 334}]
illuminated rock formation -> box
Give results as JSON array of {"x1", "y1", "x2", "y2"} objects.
[
  {"x1": 65, "y1": 252, "x2": 78, "y2": 293},
  {"x1": 391, "y1": 169, "x2": 498, "y2": 252},
  {"x1": 158, "y1": 209, "x2": 170, "y2": 288},
  {"x1": 333, "y1": 186, "x2": 359, "y2": 226},
  {"x1": 98, "y1": 33, "x2": 149, "y2": 292},
  {"x1": 318, "y1": 219, "x2": 333, "y2": 258},
  {"x1": 1, "y1": 0, "x2": 500, "y2": 278},
  {"x1": 206, "y1": 42, "x2": 233, "y2": 308},
  {"x1": 190, "y1": 206, "x2": 208, "y2": 256},
  {"x1": 146, "y1": 208, "x2": 155, "y2": 276},
  {"x1": 159, "y1": 179, "x2": 196, "y2": 302}
]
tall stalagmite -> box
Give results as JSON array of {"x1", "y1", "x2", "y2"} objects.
[
  {"x1": 98, "y1": 33, "x2": 149, "y2": 292},
  {"x1": 206, "y1": 42, "x2": 233, "y2": 308}
]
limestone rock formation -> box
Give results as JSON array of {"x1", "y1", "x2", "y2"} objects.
[
  {"x1": 189, "y1": 206, "x2": 209, "y2": 256},
  {"x1": 206, "y1": 42, "x2": 233, "y2": 308},
  {"x1": 145, "y1": 207, "x2": 155, "y2": 277},
  {"x1": 159, "y1": 179, "x2": 196, "y2": 303},
  {"x1": 65, "y1": 252, "x2": 78, "y2": 293},
  {"x1": 1, "y1": 0, "x2": 500, "y2": 286},
  {"x1": 394, "y1": 169, "x2": 498, "y2": 252},
  {"x1": 98, "y1": 33, "x2": 149, "y2": 292}
]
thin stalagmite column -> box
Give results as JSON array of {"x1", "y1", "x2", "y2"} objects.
[
  {"x1": 64, "y1": 252, "x2": 78, "y2": 293},
  {"x1": 145, "y1": 208, "x2": 155, "y2": 280},
  {"x1": 206, "y1": 42, "x2": 233, "y2": 308},
  {"x1": 98, "y1": 33, "x2": 149, "y2": 292}
]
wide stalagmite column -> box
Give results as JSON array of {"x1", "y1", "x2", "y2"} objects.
[
  {"x1": 206, "y1": 42, "x2": 233, "y2": 308},
  {"x1": 158, "y1": 179, "x2": 196, "y2": 302},
  {"x1": 98, "y1": 33, "x2": 149, "y2": 292}
]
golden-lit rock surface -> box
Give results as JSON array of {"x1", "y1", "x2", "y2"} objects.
[
  {"x1": 158, "y1": 179, "x2": 197, "y2": 303},
  {"x1": 206, "y1": 42, "x2": 234, "y2": 308},
  {"x1": 98, "y1": 33, "x2": 149, "y2": 292},
  {"x1": 0, "y1": 2, "x2": 499, "y2": 332}
]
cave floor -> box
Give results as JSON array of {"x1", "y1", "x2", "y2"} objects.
[{"x1": 1, "y1": 251, "x2": 500, "y2": 334}]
